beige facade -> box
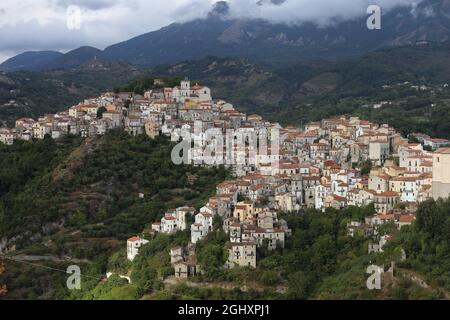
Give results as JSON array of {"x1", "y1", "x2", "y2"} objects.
[
  {"x1": 228, "y1": 242, "x2": 257, "y2": 269},
  {"x1": 369, "y1": 141, "x2": 390, "y2": 166},
  {"x1": 145, "y1": 120, "x2": 160, "y2": 139},
  {"x1": 0, "y1": 128, "x2": 15, "y2": 145},
  {"x1": 275, "y1": 192, "x2": 295, "y2": 212},
  {"x1": 369, "y1": 174, "x2": 390, "y2": 192},
  {"x1": 433, "y1": 148, "x2": 450, "y2": 200},
  {"x1": 233, "y1": 201, "x2": 254, "y2": 221},
  {"x1": 173, "y1": 261, "x2": 197, "y2": 278}
]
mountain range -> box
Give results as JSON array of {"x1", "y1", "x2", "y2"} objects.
[
  {"x1": 2, "y1": 0, "x2": 450, "y2": 71},
  {"x1": 147, "y1": 41, "x2": 450, "y2": 110},
  {"x1": 3, "y1": 39, "x2": 450, "y2": 133}
]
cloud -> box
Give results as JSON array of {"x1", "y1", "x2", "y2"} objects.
[
  {"x1": 225, "y1": 0, "x2": 423, "y2": 26},
  {"x1": 0, "y1": 0, "x2": 423, "y2": 63},
  {"x1": 0, "y1": 0, "x2": 186, "y2": 62},
  {"x1": 53, "y1": 0, "x2": 124, "y2": 10}
]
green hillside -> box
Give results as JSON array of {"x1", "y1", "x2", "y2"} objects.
[
  {"x1": 0, "y1": 132, "x2": 228, "y2": 299},
  {"x1": 0, "y1": 118, "x2": 448, "y2": 300},
  {"x1": 144, "y1": 43, "x2": 450, "y2": 138},
  {"x1": 3, "y1": 43, "x2": 450, "y2": 138},
  {"x1": 0, "y1": 62, "x2": 146, "y2": 126}
]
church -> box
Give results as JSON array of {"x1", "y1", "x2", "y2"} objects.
[{"x1": 172, "y1": 78, "x2": 212, "y2": 104}]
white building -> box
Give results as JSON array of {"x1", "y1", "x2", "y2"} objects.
[
  {"x1": 127, "y1": 236, "x2": 149, "y2": 261},
  {"x1": 253, "y1": 228, "x2": 286, "y2": 250},
  {"x1": 0, "y1": 128, "x2": 15, "y2": 145},
  {"x1": 314, "y1": 184, "x2": 330, "y2": 210},
  {"x1": 159, "y1": 207, "x2": 194, "y2": 234},
  {"x1": 161, "y1": 215, "x2": 177, "y2": 233},
  {"x1": 195, "y1": 212, "x2": 213, "y2": 232},
  {"x1": 172, "y1": 79, "x2": 212, "y2": 103},
  {"x1": 369, "y1": 140, "x2": 390, "y2": 166},
  {"x1": 191, "y1": 223, "x2": 209, "y2": 244}
]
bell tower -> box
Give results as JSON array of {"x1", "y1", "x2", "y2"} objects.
[{"x1": 180, "y1": 77, "x2": 191, "y2": 98}]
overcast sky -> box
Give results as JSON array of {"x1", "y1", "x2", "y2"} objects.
[{"x1": 0, "y1": 0, "x2": 422, "y2": 63}]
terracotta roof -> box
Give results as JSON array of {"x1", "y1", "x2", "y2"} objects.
[
  {"x1": 435, "y1": 147, "x2": 450, "y2": 154},
  {"x1": 331, "y1": 195, "x2": 347, "y2": 202},
  {"x1": 200, "y1": 212, "x2": 212, "y2": 217},
  {"x1": 378, "y1": 191, "x2": 399, "y2": 197},
  {"x1": 399, "y1": 215, "x2": 416, "y2": 223},
  {"x1": 378, "y1": 214, "x2": 395, "y2": 220},
  {"x1": 128, "y1": 236, "x2": 141, "y2": 242}
]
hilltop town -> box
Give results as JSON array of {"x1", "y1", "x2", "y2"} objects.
[{"x1": 1, "y1": 78, "x2": 450, "y2": 281}]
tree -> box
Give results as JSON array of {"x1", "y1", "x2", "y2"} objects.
[
  {"x1": 69, "y1": 210, "x2": 88, "y2": 228},
  {"x1": 287, "y1": 271, "x2": 309, "y2": 300},
  {"x1": 212, "y1": 215, "x2": 223, "y2": 231},
  {"x1": 360, "y1": 160, "x2": 373, "y2": 176},
  {"x1": 0, "y1": 258, "x2": 7, "y2": 296},
  {"x1": 197, "y1": 244, "x2": 227, "y2": 278},
  {"x1": 131, "y1": 267, "x2": 160, "y2": 296},
  {"x1": 416, "y1": 199, "x2": 447, "y2": 239},
  {"x1": 97, "y1": 107, "x2": 107, "y2": 119},
  {"x1": 0, "y1": 204, "x2": 5, "y2": 234},
  {"x1": 107, "y1": 250, "x2": 131, "y2": 274},
  {"x1": 261, "y1": 271, "x2": 278, "y2": 286}
]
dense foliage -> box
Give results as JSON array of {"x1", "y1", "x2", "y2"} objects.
[
  {"x1": 149, "y1": 44, "x2": 450, "y2": 139},
  {"x1": 0, "y1": 63, "x2": 147, "y2": 126},
  {"x1": 113, "y1": 76, "x2": 181, "y2": 95},
  {"x1": 3, "y1": 43, "x2": 450, "y2": 138},
  {"x1": 0, "y1": 131, "x2": 228, "y2": 242},
  {"x1": 0, "y1": 132, "x2": 229, "y2": 299},
  {"x1": 78, "y1": 202, "x2": 449, "y2": 300},
  {"x1": 2, "y1": 43, "x2": 450, "y2": 299},
  {"x1": 390, "y1": 198, "x2": 450, "y2": 293}
]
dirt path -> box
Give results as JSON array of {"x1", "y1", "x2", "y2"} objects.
[
  {"x1": 9, "y1": 254, "x2": 91, "y2": 264},
  {"x1": 163, "y1": 276, "x2": 287, "y2": 293},
  {"x1": 398, "y1": 268, "x2": 450, "y2": 299}
]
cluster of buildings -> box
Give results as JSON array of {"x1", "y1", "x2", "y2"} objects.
[
  {"x1": 128, "y1": 90, "x2": 450, "y2": 275},
  {"x1": 170, "y1": 245, "x2": 199, "y2": 279},
  {"x1": 0, "y1": 78, "x2": 212, "y2": 144},
  {"x1": 2, "y1": 78, "x2": 450, "y2": 277},
  {"x1": 347, "y1": 209, "x2": 416, "y2": 254},
  {"x1": 144, "y1": 180, "x2": 293, "y2": 272},
  {"x1": 408, "y1": 133, "x2": 450, "y2": 151},
  {"x1": 151, "y1": 207, "x2": 195, "y2": 234}
]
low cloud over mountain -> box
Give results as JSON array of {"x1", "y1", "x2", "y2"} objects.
[{"x1": 0, "y1": 0, "x2": 424, "y2": 62}]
